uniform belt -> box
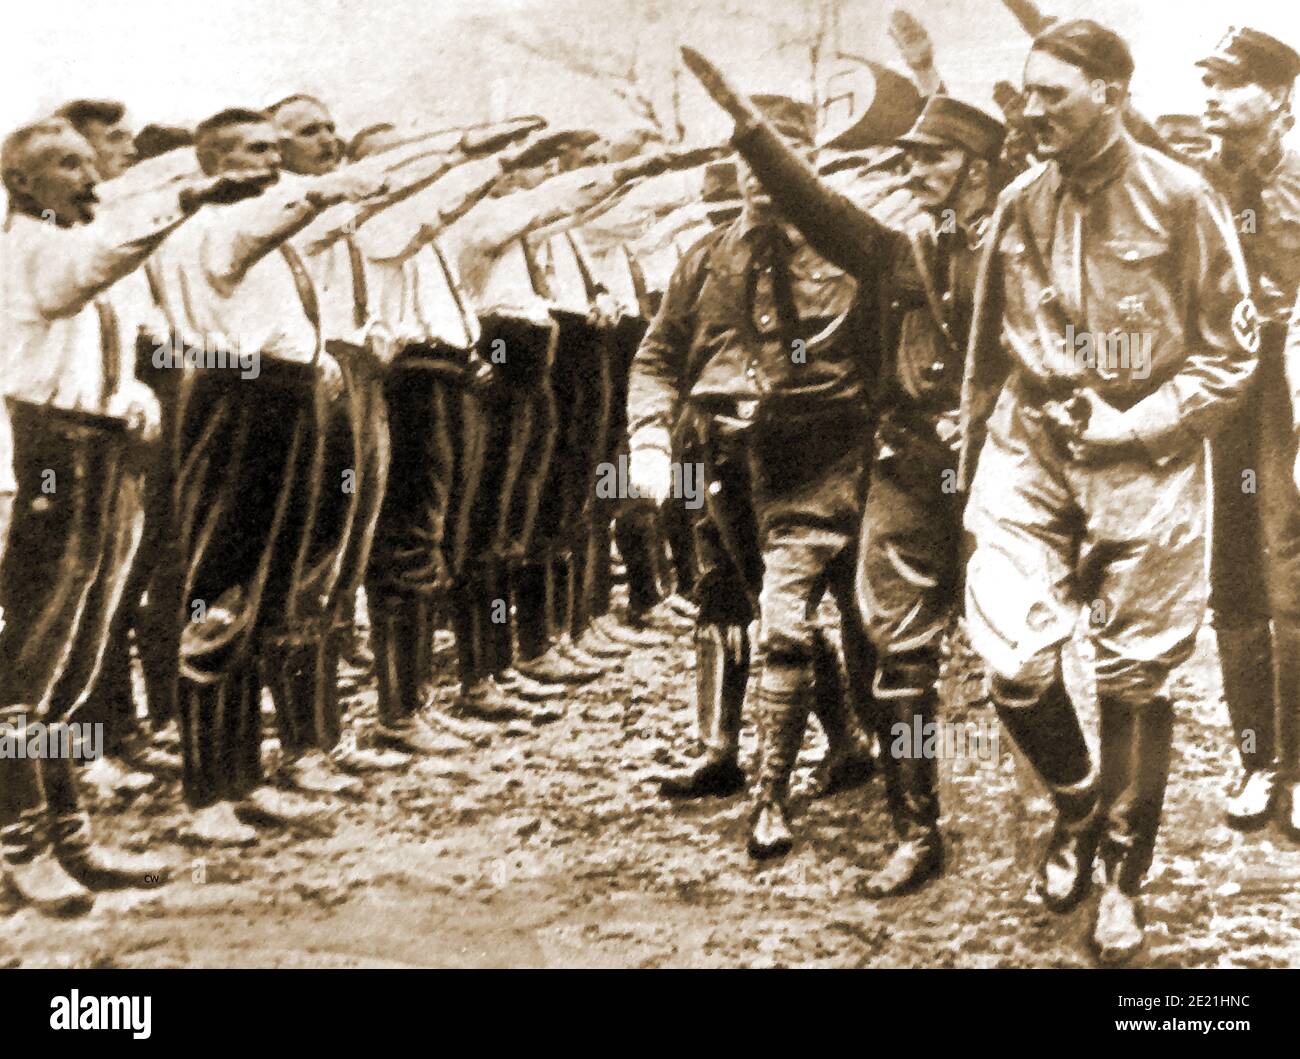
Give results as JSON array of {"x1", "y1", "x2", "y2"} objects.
[
  {"x1": 4, "y1": 395, "x2": 127, "y2": 439},
  {"x1": 1010, "y1": 370, "x2": 1080, "y2": 408},
  {"x1": 389, "y1": 341, "x2": 475, "y2": 383},
  {"x1": 691, "y1": 394, "x2": 868, "y2": 429}
]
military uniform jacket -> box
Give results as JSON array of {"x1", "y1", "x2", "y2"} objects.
[
  {"x1": 957, "y1": 132, "x2": 1257, "y2": 487},
  {"x1": 626, "y1": 210, "x2": 881, "y2": 451},
  {"x1": 1180, "y1": 140, "x2": 1300, "y2": 435},
  {"x1": 726, "y1": 121, "x2": 984, "y2": 426}
]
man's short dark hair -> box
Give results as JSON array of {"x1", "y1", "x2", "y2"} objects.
[
  {"x1": 54, "y1": 99, "x2": 126, "y2": 134},
  {"x1": 1031, "y1": 19, "x2": 1135, "y2": 86},
  {"x1": 194, "y1": 107, "x2": 272, "y2": 143},
  {"x1": 135, "y1": 123, "x2": 194, "y2": 160},
  {"x1": 348, "y1": 122, "x2": 397, "y2": 161},
  {"x1": 267, "y1": 93, "x2": 328, "y2": 115}
]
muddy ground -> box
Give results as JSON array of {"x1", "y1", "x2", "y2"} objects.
[{"x1": 3, "y1": 604, "x2": 1299, "y2": 969}]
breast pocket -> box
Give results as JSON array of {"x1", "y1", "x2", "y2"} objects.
[
  {"x1": 788, "y1": 257, "x2": 855, "y2": 320},
  {"x1": 1094, "y1": 236, "x2": 1173, "y2": 332}
]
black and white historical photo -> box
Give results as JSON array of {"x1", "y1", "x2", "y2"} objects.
[{"x1": 2, "y1": 0, "x2": 1299, "y2": 983}]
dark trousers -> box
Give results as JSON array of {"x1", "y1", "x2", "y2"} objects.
[
  {"x1": 271, "y1": 342, "x2": 389, "y2": 756},
  {"x1": 1209, "y1": 328, "x2": 1300, "y2": 776},
  {"x1": 856, "y1": 419, "x2": 962, "y2": 839},
  {"x1": 174, "y1": 362, "x2": 326, "y2": 807},
  {"x1": 79, "y1": 339, "x2": 186, "y2": 747},
  {"x1": 0, "y1": 400, "x2": 144, "y2": 831}
]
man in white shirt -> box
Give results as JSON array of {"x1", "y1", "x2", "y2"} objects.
[
  {"x1": 0, "y1": 116, "x2": 270, "y2": 916},
  {"x1": 346, "y1": 122, "x2": 530, "y2": 750},
  {"x1": 57, "y1": 98, "x2": 182, "y2": 799},
  {"x1": 262, "y1": 98, "x2": 553, "y2": 768},
  {"x1": 156, "y1": 106, "x2": 384, "y2": 847}
]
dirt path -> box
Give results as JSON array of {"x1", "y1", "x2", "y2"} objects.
[{"x1": 4, "y1": 616, "x2": 1299, "y2": 969}]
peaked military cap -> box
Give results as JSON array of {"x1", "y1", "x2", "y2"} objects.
[
  {"x1": 896, "y1": 95, "x2": 1006, "y2": 162},
  {"x1": 1197, "y1": 26, "x2": 1300, "y2": 87}
]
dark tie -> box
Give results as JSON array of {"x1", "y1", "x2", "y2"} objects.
[{"x1": 750, "y1": 225, "x2": 797, "y2": 339}]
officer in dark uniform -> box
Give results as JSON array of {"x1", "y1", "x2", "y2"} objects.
[
  {"x1": 628, "y1": 91, "x2": 878, "y2": 860},
  {"x1": 700, "y1": 85, "x2": 1007, "y2": 894},
  {"x1": 1182, "y1": 28, "x2": 1300, "y2": 837}
]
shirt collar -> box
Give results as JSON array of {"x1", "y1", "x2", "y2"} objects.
[
  {"x1": 1222, "y1": 131, "x2": 1287, "y2": 182},
  {"x1": 1056, "y1": 130, "x2": 1133, "y2": 197},
  {"x1": 735, "y1": 210, "x2": 802, "y2": 247}
]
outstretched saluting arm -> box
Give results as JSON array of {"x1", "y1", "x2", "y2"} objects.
[{"x1": 681, "y1": 46, "x2": 891, "y2": 278}]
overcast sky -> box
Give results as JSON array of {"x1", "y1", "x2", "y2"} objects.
[{"x1": 3, "y1": 0, "x2": 1298, "y2": 144}]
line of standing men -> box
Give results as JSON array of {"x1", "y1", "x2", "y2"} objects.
[
  {"x1": 642, "y1": 15, "x2": 1300, "y2": 967},
  {"x1": 0, "y1": 91, "x2": 709, "y2": 916}
]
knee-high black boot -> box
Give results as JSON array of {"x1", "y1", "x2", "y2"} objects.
[
  {"x1": 862, "y1": 656, "x2": 943, "y2": 897},
  {"x1": 992, "y1": 673, "x2": 1097, "y2": 912},
  {"x1": 807, "y1": 630, "x2": 875, "y2": 797}
]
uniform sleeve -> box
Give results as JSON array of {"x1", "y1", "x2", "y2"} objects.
[
  {"x1": 956, "y1": 197, "x2": 1012, "y2": 491},
  {"x1": 303, "y1": 153, "x2": 505, "y2": 257},
  {"x1": 625, "y1": 244, "x2": 707, "y2": 449},
  {"x1": 1285, "y1": 289, "x2": 1300, "y2": 434},
  {"x1": 27, "y1": 201, "x2": 189, "y2": 319},
  {"x1": 731, "y1": 121, "x2": 891, "y2": 278},
  {"x1": 465, "y1": 167, "x2": 624, "y2": 258},
  {"x1": 198, "y1": 186, "x2": 321, "y2": 293},
  {"x1": 1121, "y1": 185, "x2": 1257, "y2": 456}
]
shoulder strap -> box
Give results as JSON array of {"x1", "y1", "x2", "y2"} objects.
[
  {"x1": 906, "y1": 227, "x2": 960, "y2": 356},
  {"x1": 94, "y1": 298, "x2": 122, "y2": 409},
  {"x1": 343, "y1": 235, "x2": 370, "y2": 331},
  {"x1": 277, "y1": 242, "x2": 323, "y2": 362},
  {"x1": 564, "y1": 232, "x2": 599, "y2": 305},
  {"x1": 431, "y1": 242, "x2": 477, "y2": 348}
]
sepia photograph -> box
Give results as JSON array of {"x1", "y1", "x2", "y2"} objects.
[{"x1": 2, "y1": 0, "x2": 1299, "y2": 1034}]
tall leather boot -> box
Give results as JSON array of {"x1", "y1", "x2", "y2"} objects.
[
  {"x1": 863, "y1": 657, "x2": 943, "y2": 896},
  {"x1": 449, "y1": 575, "x2": 545, "y2": 724},
  {"x1": 374, "y1": 598, "x2": 482, "y2": 751},
  {"x1": 42, "y1": 740, "x2": 169, "y2": 890},
  {"x1": 1091, "y1": 694, "x2": 1173, "y2": 965},
  {"x1": 747, "y1": 661, "x2": 812, "y2": 859},
  {"x1": 550, "y1": 552, "x2": 570, "y2": 644},
  {"x1": 410, "y1": 594, "x2": 434, "y2": 694},
  {"x1": 1275, "y1": 623, "x2": 1300, "y2": 837},
  {"x1": 568, "y1": 533, "x2": 590, "y2": 643},
  {"x1": 513, "y1": 562, "x2": 549, "y2": 664},
  {"x1": 992, "y1": 673, "x2": 1098, "y2": 911},
  {"x1": 590, "y1": 515, "x2": 614, "y2": 620},
  {"x1": 1216, "y1": 623, "x2": 1278, "y2": 827},
  {"x1": 659, "y1": 624, "x2": 748, "y2": 799},
  {"x1": 266, "y1": 640, "x2": 313, "y2": 757},
  {"x1": 0, "y1": 744, "x2": 92, "y2": 916},
  {"x1": 808, "y1": 630, "x2": 875, "y2": 798},
  {"x1": 480, "y1": 563, "x2": 512, "y2": 678}
]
